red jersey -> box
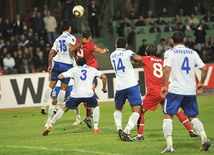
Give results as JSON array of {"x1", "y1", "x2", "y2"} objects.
[
  {"x1": 142, "y1": 56, "x2": 164, "y2": 111},
  {"x1": 76, "y1": 40, "x2": 99, "y2": 69}
]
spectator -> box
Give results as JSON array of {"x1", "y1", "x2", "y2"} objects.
[
  {"x1": 184, "y1": 18, "x2": 194, "y2": 31},
  {"x1": 137, "y1": 39, "x2": 148, "y2": 56},
  {"x1": 12, "y1": 14, "x2": 24, "y2": 36},
  {"x1": 192, "y1": 5, "x2": 202, "y2": 15},
  {"x1": 117, "y1": 17, "x2": 131, "y2": 37},
  {"x1": 3, "y1": 53, "x2": 17, "y2": 74},
  {"x1": 171, "y1": 15, "x2": 182, "y2": 26},
  {"x1": 32, "y1": 11, "x2": 45, "y2": 38},
  {"x1": 135, "y1": 16, "x2": 145, "y2": 26},
  {"x1": 178, "y1": 6, "x2": 186, "y2": 16},
  {"x1": 0, "y1": 38, "x2": 5, "y2": 50},
  {"x1": 157, "y1": 38, "x2": 171, "y2": 53},
  {"x1": 188, "y1": 14, "x2": 199, "y2": 28},
  {"x1": 149, "y1": 22, "x2": 161, "y2": 33},
  {"x1": 18, "y1": 34, "x2": 29, "y2": 47},
  {"x1": 33, "y1": 48, "x2": 47, "y2": 72},
  {"x1": 155, "y1": 16, "x2": 166, "y2": 25},
  {"x1": 127, "y1": 26, "x2": 137, "y2": 50},
  {"x1": 144, "y1": 9, "x2": 154, "y2": 26},
  {"x1": 176, "y1": 22, "x2": 186, "y2": 33},
  {"x1": 185, "y1": 35, "x2": 194, "y2": 49},
  {"x1": 164, "y1": 22, "x2": 176, "y2": 32},
  {"x1": 15, "y1": 49, "x2": 23, "y2": 69},
  {"x1": 128, "y1": 9, "x2": 137, "y2": 19},
  {"x1": 17, "y1": 58, "x2": 33, "y2": 74},
  {"x1": 203, "y1": 11, "x2": 214, "y2": 22},
  {"x1": 43, "y1": 11, "x2": 57, "y2": 45},
  {"x1": 197, "y1": 19, "x2": 209, "y2": 30},
  {"x1": 201, "y1": 41, "x2": 213, "y2": 61},
  {"x1": 0, "y1": 17, "x2": 3, "y2": 35},
  {"x1": 88, "y1": 0, "x2": 100, "y2": 38},
  {"x1": 159, "y1": 7, "x2": 169, "y2": 17},
  {"x1": 194, "y1": 24, "x2": 206, "y2": 51},
  {"x1": 2, "y1": 18, "x2": 13, "y2": 41}
]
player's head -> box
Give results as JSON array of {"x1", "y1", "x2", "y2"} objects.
[
  {"x1": 76, "y1": 57, "x2": 86, "y2": 66},
  {"x1": 60, "y1": 20, "x2": 72, "y2": 32},
  {"x1": 145, "y1": 44, "x2": 158, "y2": 56},
  {"x1": 82, "y1": 30, "x2": 92, "y2": 40},
  {"x1": 115, "y1": 37, "x2": 128, "y2": 49},
  {"x1": 171, "y1": 31, "x2": 185, "y2": 45}
]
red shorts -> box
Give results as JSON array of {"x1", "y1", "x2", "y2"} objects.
[{"x1": 142, "y1": 90, "x2": 164, "y2": 111}]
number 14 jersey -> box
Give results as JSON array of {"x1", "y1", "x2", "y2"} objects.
[{"x1": 110, "y1": 48, "x2": 138, "y2": 90}]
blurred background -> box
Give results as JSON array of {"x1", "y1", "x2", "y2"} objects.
[{"x1": 0, "y1": 0, "x2": 214, "y2": 73}]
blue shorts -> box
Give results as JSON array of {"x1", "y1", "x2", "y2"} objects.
[
  {"x1": 51, "y1": 61, "x2": 73, "y2": 84},
  {"x1": 163, "y1": 92, "x2": 199, "y2": 116},
  {"x1": 114, "y1": 85, "x2": 142, "y2": 108},
  {"x1": 51, "y1": 85, "x2": 73, "y2": 99},
  {"x1": 65, "y1": 95, "x2": 98, "y2": 110}
]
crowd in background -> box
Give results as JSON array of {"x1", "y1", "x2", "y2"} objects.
[
  {"x1": 0, "y1": 1, "x2": 214, "y2": 75},
  {"x1": 112, "y1": 3, "x2": 214, "y2": 63}
]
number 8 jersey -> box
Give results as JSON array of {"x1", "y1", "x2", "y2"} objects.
[
  {"x1": 110, "y1": 48, "x2": 138, "y2": 90},
  {"x1": 164, "y1": 45, "x2": 205, "y2": 95},
  {"x1": 52, "y1": 31, "x2": 76, "y2": 64}
]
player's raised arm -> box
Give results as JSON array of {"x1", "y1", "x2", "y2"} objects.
[{"x1": 94, "y1": 47, "x2": 109, "y2": 55}]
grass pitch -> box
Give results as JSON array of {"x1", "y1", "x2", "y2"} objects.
[{"x1": 0, "y1": 96, "x2": 213, "y2": 155}]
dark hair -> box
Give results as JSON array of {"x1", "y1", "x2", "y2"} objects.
[
  {"x1": 115, "y1": 37, "x2": 127, "y2": 48},
  {"x1": 76, "y1": 57, "x2": 86, "y2": 66},
  {"x1": 60, "y1": 20, "x2": 71, "y2": 31},
  {"x1": 171, "y1": 31, "x2": 184, "y2": 44},
  {"x1": 82, "y1": 30, "x2": 92, "y2": 39},
  {"x1": 145, "y1": 44, "x2": 157, "y2": 56}
]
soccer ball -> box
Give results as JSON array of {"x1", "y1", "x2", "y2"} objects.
[{"x1": 72, "y1": 5, "x2": 85, "y2": 17}]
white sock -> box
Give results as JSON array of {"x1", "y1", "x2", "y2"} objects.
[
  {"x1": 93, "y1": 106, "x2": 100, "y2": 129},
  {"x1": 191, "y1": 118, "x2": 207, "y2": 143},
  {"x1": 46, "y1": 104, "x2": 56, "y2": 124},
  {"x1": 51, "y1": 109, "x2": 64, "y2": 125},
  {"x1": 124, "y1": 112, "x2": 140, "y2": 134},
  {"x1": 57, "y1": 90, "x2": 66, "y2": 106},
  {"x1": 163, "y1": 119, "x2": 173, "y2": 149},
  {"x1": 75, "y1": 107, "x2": 81, "y2": 120},
  {"x1": 113, "y1": 110, "x2": 122, "y2": 131},
  {"x1": 41, "y1": 87, "x2": 52, "y2": 109}
]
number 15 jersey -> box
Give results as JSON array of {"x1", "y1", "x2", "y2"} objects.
[
  {"x1": 52, "y1": 31, "x2": 76, "y2": 64},
  {"x1": 110, "y1": 48, "x2": 138, "y2": 90}
]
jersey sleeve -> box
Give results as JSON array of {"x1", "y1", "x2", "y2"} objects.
[
  {"x1": 95, "y1": 69, "x2": 103, "y2": 78},
  {"x1": 163, "y1": 50, "x2": 172, "y2": 67},
  {"x1": 62, "y1": 68, "x2": 74, "y2": 78},
  {"x1": 195, "y1": 52, "x2": 205, "y2": 69},
  {"x1": 68, "y1": 36, "x2": 76, "y2": 45},
  {"x1": 127, "y1": 50, "x2": 136, "y2": 60}
]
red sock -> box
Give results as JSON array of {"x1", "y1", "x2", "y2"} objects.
[
  {"x1": 137, "y1": 112, "x2": 144, "y2": 135},
  {"x1": 177, "y1": 111, "x2": 192, "y2": 131}
]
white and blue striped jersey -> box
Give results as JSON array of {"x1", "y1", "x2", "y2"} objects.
[
  {"x1": 52, "y1": 31, "x2": 76, "y2": 64},
  {"x1": 62, "y1": 64, "x2": 103, "y2": 98},
  {"x1": 110, "y1": 48, "x2": 138, "y2": 90},
  {"x1": 164, "y1": 45, "x2": 205, "y2": 95}
]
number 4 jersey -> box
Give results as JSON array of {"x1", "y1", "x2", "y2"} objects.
[
  {"x1": 164, "y1": 45, "x2": 205, "y2": 95},
  {"x1": 110, "y1": 48, "x2": 138, "y2": 90}
]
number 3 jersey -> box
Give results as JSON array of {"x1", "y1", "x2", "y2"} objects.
[
  {"x1": 164, "y1": 45, "x2": 205, "y2": 95},
  {"x1": 61, "y1": 64, "x2": 103, "y2": 98},
  {"x1": 52, "y1": 31, "x2": 76, "y2": 64},
  {"x1": 142, "y1": 56, "x2": 163, "y2": 92},
  {"x1": 110, "y1": 48, "x2": 138, "y2": 90}
]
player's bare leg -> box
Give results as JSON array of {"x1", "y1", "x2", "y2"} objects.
[
  {"x1": 83, "y1": 103, "x2": 92, "y2": 129},
  {"x1": 176, "y1": 108, "x2": 198, "y2": 137}
]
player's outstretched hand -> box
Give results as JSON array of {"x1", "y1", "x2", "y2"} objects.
[
  {"x1": 161, "y1": 86, "x2": 168, "y2": 98},
  {"x1": 102, "y1": 89, "x2": 107, "y2": 93},
  {"x1": 196, "y1": 82, "x2": 204, "y2": 94}
]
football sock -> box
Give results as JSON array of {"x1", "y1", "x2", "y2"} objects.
[
  {"x1": 57, "y1": 90, "x2": 66, "y2": 106},
  {"x1": 41, "y1": 87, "x2": 52, "y2": 109},
  {"x1": 51, "y1": 109, "x2": 64, "y2": 125},
  {"x1": 113, "y1": 110, "x2": 122, "y2": 131},
  {"x1": 176, "y1": 110, "x2": 192, "y2": 131},
  {"x1": 163, "y1": 119, "x2": 173, "y2": 149},
  {"x1": 191, "y1": 118, "x2": 207, "y2": 143},
  {"x1": 93, "y1": 106, "x2": 100, "y2": 129},
  {"x1": 137, "y1": 112, "x2": 144, "y2": 136},
  {"x1": 75, "y1": 107, "x2": 81, "y2": 120},
  {"x1": 47, "y1": 104, "x2": 56, "y2": 124},
  {"x1": 124, "y1": 112, "x2": 140, "y2": 134}
]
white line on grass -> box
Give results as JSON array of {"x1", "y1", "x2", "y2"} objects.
[{"x1": 0, "y1": 145, "x2": 120, "y2": 155}]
